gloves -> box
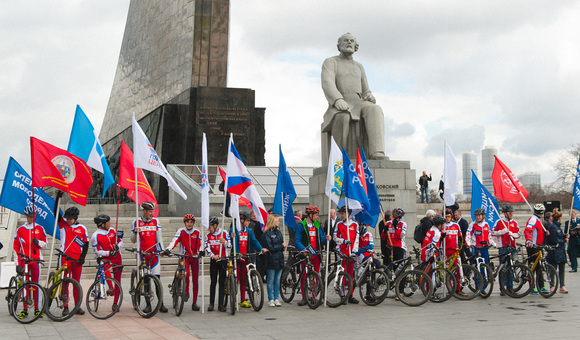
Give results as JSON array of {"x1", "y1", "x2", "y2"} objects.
[
  {"x1": 440, "y1": 232, "x2": 447, "y2": 240},
  {"x1": 199, "y1": 250, "x2": 205, "y2": 257},
  {"x1": 109, "y1": 248, "x2": 118, "y2": 257},
  {"x1": 525, "y1": 240, "x2": 533, "y2": 247},
  {"x1": 78, "y1": 256, "x2": 85, "y2": 266},
  {"x1": 162, "y1": 249, "x2": 171, "y2": 256},
  {"x1": 32, "y1": 238, "x2": 39, "y2": 245},
  {"x1": 344, "y1": 240, "x2": 352, "y2": 246}
]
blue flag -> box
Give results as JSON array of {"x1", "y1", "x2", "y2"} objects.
[
  {"x1": 471, "y1": 170, "x2": 500, "y2": 226},
  {"x1": 67, "y1": 105, "x2": 114, "y2": 198},
  {"x1": 573, "y1": 153, "x2": 580, "y2": 211},
  {"x1": 273, "y1": 145, "x2": 297, "y2": 230},
  {"x1": 338, "y1": 149, "x2": 370, "y2": 216},
  {"x1": 0, "y1": 157, "x2": 60, "y2": 239},
  {"x1": 354, "y1": 148, "x2": 382, "y2": 227}
]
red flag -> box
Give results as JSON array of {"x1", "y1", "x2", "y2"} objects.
[
  {"x1": 31, "y1": 137, "x2": 93, "y2": 206},
  {"x1": 218, "y1": 166, "x2": 252, "y2": 209},
  {"x1": 119, "y1": 141, "x2": 159, "y2": 217},
  {"x1": 356, "y1": 149, "x2": 368, "y2": 194},
  {"x1": 492, "y1": 155, "x2": 529, "y2": 203}
]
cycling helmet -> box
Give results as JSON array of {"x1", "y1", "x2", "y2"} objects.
[
  {"x1": 94, "y1": 214, "x2": 111, "y2": 227},
  {"x1": 444, "y1": 208, "x2": 453, "y2": 216},
  {"x1": 533, "y1": 204, "x2": 545, "y2": 214},
  {"x1": 433, "y1": 215, "x2": 445, "y2": 225},
  {"x1": 501, "y1": 205, "x2": 514, "y2": 213},
  {"x1": 24, "y1": 206, "x2": 34, "y2": 216},
  {"x1": 183, "y1": 214, "x2": 196, "y2": 223},
  {"x1": 358, "y1": 223, "x2": 368, "y2": 236},
  {"x1": 338, "y1": 206, "x2": 352, "y2": 213},
  {"x1": 305, "y1": 205, "x2": 320, "y2": 215},
  {"x1": 393, "y1": 208, "x2": 405, "y2": 218},
  {"x1": 63, "y1": 206, "x2": 80, "y2": 219},
  {"x1": 474, "y1": 208, "x2": 486, "y2": 215},
  {"x1": 141, "y1": 201, "x2": 156, "y2": 211},
  {"x1": 239, "y1": 211, "x2": 250, "y2": 222},
  {"x1": 209, "y1": 216, "x2": 219, "y2": 226}
]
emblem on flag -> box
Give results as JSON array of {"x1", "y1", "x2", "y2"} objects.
[{"x1": 52, "y1": 155, "x2": 76, "y2": 183}]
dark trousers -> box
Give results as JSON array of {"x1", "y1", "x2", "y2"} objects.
[
  {"x1": 209, "y1": 259, "x2": 226, "y2": 306},
  {"x1": 567, "y1": 240, "x2": 578, "y2": 271}
]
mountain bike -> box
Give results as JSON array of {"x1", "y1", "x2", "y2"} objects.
[
  {"x1": 419, "y1": 246, "x2": 456, "y2": 303},
  {"x1": 45, "y1": 249, "x2": 83, "y2": 321},
  {"x1": 444, "y1": 248, "x2": 483, "y2": 300},
  {"x1": 382, "y1": 247, "x2": 433, "y2": 307},
  {"x1": 7, "y1": 254, "x2": 47, "y2": 324},
  {"x1": 494, "y1": 244, "x2": 534, "y2": 298},
  {"x1": 126, "y1": 248, "x2": 163, "y2": 318},
  {"x1": 279, "y1": 246, "x2": 324, "y2": 309},
  {"x1": 469, "y1": 246, "x2": 495, "y2": 299},
  {"x1": 220, "y1": 254, "x2": 240, "y2": 315},
  {"x1": 522, "y1": 245, "x2": 559, "y2": 298},
  {"x1": 322, "y1": 250, "x2": 353, "y2": 308},
  {"x1": 167, "y1": 252, "x2": 200, "y2": 316},
  {"x1": 241, "y1": 252, "x2": 264, "y2": 311},
  {"x1": 86, "y1": 258, "x2": 124, "y2": 319},
  {"x1": 351, "y1": 252, "x2": 389, "y2": 306}
]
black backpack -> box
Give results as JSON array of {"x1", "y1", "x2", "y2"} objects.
[{"x1": 413, "y1": 223, "x2": 426, "y2": 244}]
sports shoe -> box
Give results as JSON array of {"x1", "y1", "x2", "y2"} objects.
[
  {"x1": 531, "y1": 288, "x2": 539, "y2": 295},
  {"x1": 218, "y1": 305, "x2": 226, "y2": 312},
  {"x1": 540, "y1": 287, "x2": 549, "y2": 294},
  {"x1": 62, "y1": 307, "x2": 69, "y2": 316},
  {"x1": 184, "y1": 293, "x2": 190, "y2": 302},
  {"x1": 456, "y1": 291, "x2": 468, "y2": 297},
  {"x1": 192, "y1": 303, "x2": 200, "y2": 311},
  {"x1": 207, "y1": 304, "x2": 214, "y2": 312},
  {"x1": 560, "y1": 287, "x2": 569, "y2": 294},
  {"x1": 297, "y1": 299, "x2": 307, "y2": 306},
  {"x1": 34, "y1": 309, "x2": 43, "y2": 318},
  {"x1": 274, "y1": 299, "x2": 282, "y2": 307},
  {"x1": 112, "y1": 303, "x2": 119, "y2": 312},
  {"x1": 106, "y1": 288, "x2": 114, "y2": 296},
  {"x1": 240, "y1": 300, "x2": 251, "y2": 308},
  {"x1": 348, "y1": 296, "x2": 359, "y2": 304},
  {"x1": 268, "y1": 300, "x2": 275, "y2": 307},
  {"x1": 17, "y1": 309, "x2": 28, "y2": 319},
  {"x1": 76, "y1": 308, "x2": 85, "y2": 315},
  {"x1": 159, "y1": 304, "x2": 168, "y2": 313}
]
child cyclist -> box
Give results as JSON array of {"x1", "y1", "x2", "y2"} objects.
[{"x1": 165, "y1": 214, "x2": 203, "y2": 311}]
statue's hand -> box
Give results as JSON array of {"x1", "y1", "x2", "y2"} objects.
[
  {"x1": 334, "y1": 98, "x2": 349, "y2": 111},
  {"x1": 364, "y1": 93, "x2": 376, "y2": 103}
]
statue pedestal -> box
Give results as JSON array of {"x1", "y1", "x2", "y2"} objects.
[{"x1": 309, "y1": 159, "x2": 417, "y2": 227}]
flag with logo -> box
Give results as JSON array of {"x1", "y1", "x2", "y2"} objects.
[
  {"x1": 0, "y1": 157, "x2": 61, "y2": 239},
  {"x1": 355, "y1": 149, "x2": 368, "y2": 193},
  {"x1": 573, "y1": 153, "x2": 580, "y2": 211},
  {"x1": 201, "y1": 133, "x2": 210, "y2": 230},
  {"x1": 471, "y1": 170, "x2": 500, "y2": 226},
  {"x1": 225, "y1": 134, "x2": 268, "y2": 226},
  {"x1": 444, "y1": 140, "x2": 459, "y2": 206},
  {"x1": 492, "y1": 155, "x2": 528, "y2": 203},
  {"x1": 354, "y1": 148, "x2": 381, "y2": 227},
  {"x1": 325, "y1": 136, "x2": 343, "y2": 206},
  {"x1": 131, "y1": 113, "x2": 187, "y2": 200},
  {"x1": 30, "y1": 137, "x2": 93, "y2": 206},
  {"x1": 338, "y1": 148, "x2": 370, "y2": 216},
  {"x1": 273, "y1": 145, "x2": 297, "y2": 230},
  {"x1": 67, "y1": 105, "x2": 115, "y2": 198},
  {"x1": 118, "y1": 140, "x2": 159, "y2": 217}
]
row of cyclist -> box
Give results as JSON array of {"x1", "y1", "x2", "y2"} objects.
[{"x1": 6, "y1": 201, "x2": 562, "y2": 323}]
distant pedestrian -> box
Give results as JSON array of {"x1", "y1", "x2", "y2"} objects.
[
  {"x1": 546, "y1": 209, "x2": 568, "y2": 293},
  {"x1": 564, "y1": 210, "x2": 579, "y2": 273},
  {"x1": 419, "y1": 171, "x2": 432, "y2": 203}
]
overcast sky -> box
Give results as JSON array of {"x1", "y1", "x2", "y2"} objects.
[{"x1": 2, "y1": 0, "x2": 579, "y2": 194}]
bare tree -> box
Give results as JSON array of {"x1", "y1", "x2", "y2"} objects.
[{"x1": 552, "y1": 143, "x2": 580, "y2": 193}]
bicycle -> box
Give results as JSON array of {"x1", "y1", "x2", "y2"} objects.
[
  {"x1": 44, "y1": 249, "x2": 84, "y2": 321},
  {"x1": 7, "y1": 254, "x2": 48, "y2": 324},
  {"x1": 279, "y1": 246, "x2": 324, "y2": 309},
  {"x1": 492, "y1": 243, "x2": 534, "y2": 298},
  {"x1": 382, "y1": 247, "x2": 433, "y2": 307},
  {"x1": 521, "y1": 245, "x2": 559, "y2": 298},
  {"x1": 85, "y1": 258, "x2": 124, "y2": 319},
  {"x1": 166, "y1": 252, "x2": 200, "y2": 316},
  {"x1": 126, "y1": 248, "x2": 163, "y2": 318},
  {"x1": 442, "y1": 246, "x2": 483, "y2": 300},
  {"x1": 419, "y1": 246, "x2": 456, "y2": 303},
  {"x1": 219, "y1": 253, "x2": 240, "y2": 315},
  {"x1": 322, "y1": 250, "x2": 353, "y2": 307},
  {"x1": 469, "y1": 246, "x2": 495, "y2": 299},
  {"x1": 351, "y1": 252, "x2": 390, "y2": 306},
  {"x1": 240, "y1": 252, "x2": 265, "y2": 311}
]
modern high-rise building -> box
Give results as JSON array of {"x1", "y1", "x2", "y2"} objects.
[
  {"x1": 519, "y1": 172, "x2": 541, "y2": 191},
  {"x1": 482, "y1": 146, "x2": 498, "y2": 195},
  {"x1": 462, "y1": 151, "x2": 478, "y2": 195}
]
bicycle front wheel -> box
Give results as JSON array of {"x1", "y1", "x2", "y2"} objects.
[
  {"x1": 6, "y1": 276, "x2": 17, "y2": 316},
  {"x1": 279, "y1": 266, "x2": 296, "y2": 303},
  {"x1": 11, "y1": 282, "x2": 47, "y2": 324},
  {"x1": 45, "y1": 278, "x2": 83, "y2": 322},
  {"x1": 304, "y1": 271, "x2": 323, "y2": 309},
  {"x1": 359, "y1": 268, "x2": 389, "y2": 306},
  {"x1": 228, "y1": 273, "x2": 236, "y2": 315},
  {"x1": 536, "y1": 263, "x2": 558, "y2": 298},
  {"x1": 427, "y1": 268, "x2": 456, "y2": 303},
  {"x1": 135, "y1": 274, "x2": 162, "y2": 318},
  {"x1": 130, "y1": 269, "x2": 138, "y2": 310},
  {"x1": 247, "y1": 269, "x2": 264, "y2": 311},
  {"x1": 395, "y1": 270, "x2": 432, "y2": 307},
  {"x1": 452, "y1": 264, "x2": 483, "y2": 300},
  {"x1": 326, "y1": 271, "x2": 352, "y2": 308},
  {"x1": 499, "y1": 263, "x2": 534, "y2": 298},
  {"x1": 479, "y1": 263, "x2": 494, "y2": 299},
  {"x1": 171, "y1": 272, "x2": 186, "y2": 316},
  {"x1": 86, "y1": 277, "x2": 123, "y2": 319}
]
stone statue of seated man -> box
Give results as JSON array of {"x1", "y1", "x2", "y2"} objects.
[{"x1": 321, "y1": 32, "x2": 387, "y2": 160}]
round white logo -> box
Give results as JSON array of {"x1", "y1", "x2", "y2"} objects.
[{"x1": 52, "y1": 155, "x2": 76, "y2": 184}]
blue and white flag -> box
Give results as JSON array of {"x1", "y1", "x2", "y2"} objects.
[
  {"x1": 354, "y1": 148, "x2": 381, "y2": 227},
  {"x1": 471, "y1": 170, "x2": 500, "y2": 226},
  {"x1": 67, "y1": 105, "x2": 115, "y2": 198},
  {"x1": 573, "y1": 153, "x2": 580, "y2": 212},
  {"x1": 0, "y1": 157, "x2": 60, "y2": 239},
  {"x1": 201, "y1": 133, "x2": 210, "y2": 230},
  {"x1": 325, "y1": 137, "x2": 343, "y2": 205},
  {"x1": 338, "y1": 148, "x2": 370, "y2": 216},
  {"x1": 273, "y1": 145, "x2": 297, "y2": 230}
]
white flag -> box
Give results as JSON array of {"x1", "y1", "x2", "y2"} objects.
[
  {"x1": 201, "y1": 133, "x2": 209, "y2": 230},
  {"x1": 132, "y1": 112, "x2": 187, "y2": 200},
  {"x1": 443, "y1": 140, "x2": 458, "y2": 206},
  {"x1": 325, "y1": 137, "x2": 343, "y2": 205}
]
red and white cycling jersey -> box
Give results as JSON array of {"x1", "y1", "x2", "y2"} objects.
[
  {"x1": 524, "y1": 215, "x2": 544, "y2": 246},
  {"x1": 443, "y1": 222, "x2": 461, "y2": 251},
  {"x1": 421, "y1": 226, "x2": 441, "y2": 262},
  {"x1": 381, "y1": 220, "x2": 407, "y2": 250},
  {"x1": 493, "y1": 219, "x2": 520, "y2": 248},
  {"x1": 131, "y1": 218, "x2": 162, "y2": 252},
  {"x1": 91, "y1": 228, "x2": 124, "y2": 257},
  {"x1": 59, "y1": 221, "x2": 89, "y2": 260},
  {"x1": 334, "y1": 220, "x2": 359, "y2": 255},
  {"x1": 205, "y1": 229, "x2": 231, "y2": 257},
  {"x1": 13, "y1": 222, "x2": 47, "y2": 261},
  {"x1": 167, "y1": 227, "x2": 202, "y2": 255},
  {"x1": 466, "y1": 221, "x2": 495, "y2": 248}
]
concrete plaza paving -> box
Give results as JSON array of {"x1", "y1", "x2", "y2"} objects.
[{"x1": 1, "y1": 271, "x2": 579, "y2": 340}]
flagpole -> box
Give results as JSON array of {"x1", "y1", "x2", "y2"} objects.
[
  {"x1": 201, "y1": 221, "x2": 205, "y2": 314},
  {"x1": 324, "y1": 195, "x2": 332, "y2": 307},
  {"x1": 135, "y1": 164, "x2": 141, "y2": 279},
  {"x1": 47, "y1": 193, "x2": 61, "y2": 285},
  {"x1": 115, "y1": 184, "x2": 120, "y2": 240}
]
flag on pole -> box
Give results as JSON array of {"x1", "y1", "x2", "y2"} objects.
[
  {"x1": 230, "y1": 193, "x2": 242, "y2": 232},
  {"x1": 67, "y1": 105, "x2": 115, "y2": 198},
  {"x1": 325, "y1": 136, "x2": 343, "y2": 206},
  {"x1": 492, "y1": 155, "x2": 528, "y2": 203},
  {"x1": 30, "y1": 137, "x2": 93, "y2": 206},
  {"x1": 573, "y1": 153, "x2": 580, "y2": 211},
  {"x1": 471, "y1": 170, "x2": 500, "y2": 226},
  {"x1": 0, "y1": 157, "x2": 61, "y2": 239},
  {"x1": 201, "y1": 133, "x2": 210, "y2": 230},
  {"x1": 225, "y1": 134, "x2": 268, "y2": 225},
  {"x1": 443, "y1": 140, "x2": 458, "y2": 206},
  {"x1": 118, "y1": 141, "x2": 159, "y2": 217},
  {"x1": 219, "y1": 166, "x2": 252, "y2": 210},
  {"x1": 338, "y1": 148, "x2": 370, "y2": 215},
  {"x1": 273, "y1": 145, "x2": 297, "y2": 230},
  {"x1": 131, "y1": 112, "x2": 187, "y2": 200},
  {"x1": 354, "y1": 148, "x2": 381, "y2": 227},
  {"x1": 356, "y1": 149, "x2": 368, "y2": 194}
]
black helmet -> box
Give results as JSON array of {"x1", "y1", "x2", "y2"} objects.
[
  {"x1": 393, "y1": 208, "x2": 405, "y2": 218},
  {"x1": 94, "y1": 214, "x2": 110, "y2": 227},
  {"x1": 338, "y1": 206, "x2": 352, "y2": 214},
  {"x1": 474, "y1": 208, "x2": 486, "y2": 216},
  {"x1": 239, "y1": 211, "x2": 250, "y2": 222},
  {"x1": 358, "y1": 223, "x2": 367, "y2": 236},
  {"x1": 533, "y1": 204, "x2": 545, "y2": 214},
  {"x1": 501, "y1": 205, "x2": 514, "y2": 213},
  {"x1": 433, "y1": 215, "x2": 445, "y2": 225},
  {"x1": 24, "y1": 206, "x2": 34, "y2": 216},
  {"x1": 63, "y1": 206, "x2": 80, "y2": 220},
  {"x1": 141, "y1": 201, "x2": 156, "y2": 211},
  {"x1": 209, "y1": 216, "x2": 219, "y2": 226}
]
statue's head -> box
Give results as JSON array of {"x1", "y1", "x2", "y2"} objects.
[{"x1": 337, "y1": 32, "x2": 358, "y2": 53}]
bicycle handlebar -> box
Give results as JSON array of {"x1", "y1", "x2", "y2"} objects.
[{"x1": 16, "y1": 253, "x2": 45, "y2": 264}]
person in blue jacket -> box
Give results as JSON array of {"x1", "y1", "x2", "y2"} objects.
[{"x1": 261, "y1": 213, "x2": 286, "y2": 307}]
